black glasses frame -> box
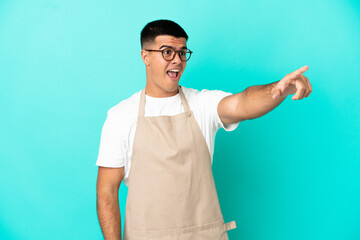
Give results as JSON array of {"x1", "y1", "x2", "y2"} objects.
[{"x1": 145, "y1": 48, "x2": 193, "y2": 61}]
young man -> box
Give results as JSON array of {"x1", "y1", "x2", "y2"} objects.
[{"x1": 96, "y1": 20, "x2": 312, "y2": 240}]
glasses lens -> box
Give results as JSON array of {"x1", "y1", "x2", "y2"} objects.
[
  {"x1": 185, "y1": 50, "x2": 191, "y2": 61},
  {"x1": 178, "y1": 50, "x2": 189, "y2": 61},
  {"x1": 162, "y1": 48, "x2": 175, "y2": 60}
]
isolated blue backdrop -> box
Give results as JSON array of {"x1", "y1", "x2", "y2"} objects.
[{"x1": 1, "y1": 0, "x2": 359, "y2": 239}]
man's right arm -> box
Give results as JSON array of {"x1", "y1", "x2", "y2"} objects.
[{"x1": 96, "y1": 166, "x2": 125, "y2": 240}]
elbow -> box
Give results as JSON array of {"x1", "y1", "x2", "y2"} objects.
[{"x1": 219, "y1": 95, "x2": 248, "y2": 124}]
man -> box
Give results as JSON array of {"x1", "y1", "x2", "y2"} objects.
[{"x1": 96, "y1": 19, "x2": 312, "y2": 240}]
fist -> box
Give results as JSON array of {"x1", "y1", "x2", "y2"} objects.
[{"x1": 272, "y1": 65, "x2": 312, "y2": 100}]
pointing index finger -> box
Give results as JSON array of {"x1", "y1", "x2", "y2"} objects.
[{"x1": 289, "y1": 65, "x2": 309, "y2": 80}]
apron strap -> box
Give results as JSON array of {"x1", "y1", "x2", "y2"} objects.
[
  {"x1": 138, "y1": 86, "x2": 191, "y2": 117},
  {"x1": 224, "y1": 221, "x2": 237, "y2": 232},
  {"x1": 178, "y1": 86, "x2": 192, "y2": 117},
  {"x1": 138, "y1": 88, "x2": 146, "y2": 117}
]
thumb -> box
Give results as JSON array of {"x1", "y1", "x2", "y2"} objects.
[{"x1": 272, "y1": 87, "x2": 282, "y2": 100}]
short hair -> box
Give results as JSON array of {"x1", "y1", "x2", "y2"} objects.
[{"x1": 140, "y1": 19, "x2": 188, "y2": 49}]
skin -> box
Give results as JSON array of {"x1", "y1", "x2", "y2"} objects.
[
  {"x1": 97, "y1": 167, "x2": 124, "y2": 240},
  {"x1": 141, "y1": 35, "x2": 187, "y2": 97},
  {"x1": 96, "y1": 34, "x2": 313, "y2": 240},
  {"x1": 218, "y1": 65, "x2": 312, "y2": 123}
]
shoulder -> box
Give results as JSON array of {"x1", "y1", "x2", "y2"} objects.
[
  {"x1": 103, "y1": 90, "x2": 141, "y2": 131},
  {"x1": 107, "y1": 90, "x2": 141, "y2": 120},
  {"x1": 181, "y1": 86, "x2": 200, "y2": 102},
  {"x1": 181, "y1": 86, "x2": 233, "y2": 104}
]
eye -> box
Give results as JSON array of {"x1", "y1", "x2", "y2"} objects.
[
  {"x1": 163, "y1": 49, "x2": 173, "y2": 56},
  {"x1": 179, "y1": 51, "x2": 186, "y2": 56}
]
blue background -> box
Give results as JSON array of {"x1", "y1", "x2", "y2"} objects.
[{"x1": 1, "y1": 0, "x2": 359, "y2": 239}]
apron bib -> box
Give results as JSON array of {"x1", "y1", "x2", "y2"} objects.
[{"x1": 123, "y1": 86, "x2": 236, "y2": 240}]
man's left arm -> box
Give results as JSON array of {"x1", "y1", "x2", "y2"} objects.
[{"x1": 218, "y1": 65, "x2": 312, "y2": 124}]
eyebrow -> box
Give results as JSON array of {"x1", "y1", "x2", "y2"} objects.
[{"x1": 159, "y1": 45, "x2": 188, "y2": 50}]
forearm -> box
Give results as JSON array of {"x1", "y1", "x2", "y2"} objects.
[
  {"x1": 97, "y1": 192, "x2": 122, "y2": 240},
  {"x1": 240, "y1": 80, "x2": 286, "y2": 120}
]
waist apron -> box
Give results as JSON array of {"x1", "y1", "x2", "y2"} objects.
[{"x1": 123, "y1": 86, "x2": 236, "y2": 240}]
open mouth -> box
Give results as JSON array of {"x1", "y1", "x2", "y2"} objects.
[{"x1": 166, "y1": 69, "x2": 179, "y2": 79}]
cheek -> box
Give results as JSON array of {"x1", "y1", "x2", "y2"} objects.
[
  {"x1": 154, "y1": 61, "x2": 168, "y2": 75},
  {"x1": 181, "y1": 62, "x2": 187, "y2": 73},
  {"x1": 151, "y1": 62, "x2": 164, "y2": 76}
]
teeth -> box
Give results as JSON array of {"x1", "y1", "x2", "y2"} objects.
[{"x1": 168, "y1": 69, "x2": 179, "y2": 72}]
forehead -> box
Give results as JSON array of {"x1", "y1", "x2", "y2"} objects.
[{"x1": 154, "y1": 35, "x2": 187, "y2": 49}]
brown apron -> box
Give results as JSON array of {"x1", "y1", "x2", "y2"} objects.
[{"x1": 123, "y1": 86, "x2": 236, "y2": 240}]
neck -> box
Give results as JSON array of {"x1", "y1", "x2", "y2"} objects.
[{"x1": 145, "y1": 84, "x2": 179, "y2": 98}]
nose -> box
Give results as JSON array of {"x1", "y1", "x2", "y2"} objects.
[{"x1": 171, "y1": 52, "x2": 182, "y2": 64}]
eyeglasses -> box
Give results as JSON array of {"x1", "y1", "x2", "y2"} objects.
[{"x1": 144, "y1": 47, "x2": 193, "y2": 61}]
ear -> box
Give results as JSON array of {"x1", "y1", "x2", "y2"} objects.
[{"x1": 141, "y1": 49, "x2": 150, "y2": 66}]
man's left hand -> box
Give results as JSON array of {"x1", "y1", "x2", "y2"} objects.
[{"x1": 272, "y1": 65, "x2": 312, "y2": 100}]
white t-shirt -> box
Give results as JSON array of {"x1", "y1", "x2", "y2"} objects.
[{"x1": 96, "y1": 86, "x2": 239, "y2": 186}]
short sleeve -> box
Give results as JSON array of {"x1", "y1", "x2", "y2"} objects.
[
  {"x1": 95, "y1": 110, "x2": 127, "y2": 168},
  {"x1": 199, "y1": 89, "x2": 239, "y2": 132}
]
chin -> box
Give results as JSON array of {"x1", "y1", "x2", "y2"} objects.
[
  {"x1": 165, "y1": 85, "x2": 179, "y2": 93},
  {"x1": 148, "y1": 76, "x2": 181, "y2": 96}
]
